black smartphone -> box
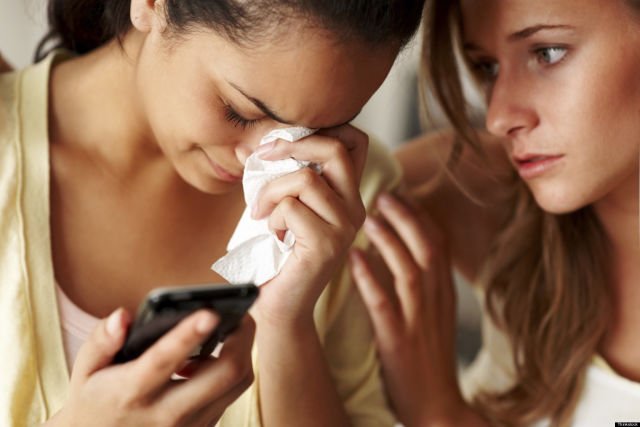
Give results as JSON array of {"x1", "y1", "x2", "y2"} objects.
[{"x1": 113, "y1": 283, "x2": 259, "y2": 364}]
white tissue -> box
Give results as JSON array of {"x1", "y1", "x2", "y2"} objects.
[{"x1": 212, "y1": 127, "x2": 317, "y2": 285}]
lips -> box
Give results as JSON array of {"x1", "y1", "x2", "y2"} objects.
[
  {"x1": 200, "y1": 148, "x2": 243, "y2": 183},
  {"x1": 211, "y1": 161, "x2": 243, "y2": 182},
  {"x1": 513, "y1": 153, "x2": 565, "y2": 180}
]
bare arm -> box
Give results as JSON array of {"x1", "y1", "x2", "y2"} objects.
[
  {"x1": 250, "y1": 125, "x2": 371, "y2": 426},
  {"x1": 256, "y1": 318, "x2": 350, "y2": 426},
  {"x1": 395, "y1": 130, "x2": 515, "y2": 283}
]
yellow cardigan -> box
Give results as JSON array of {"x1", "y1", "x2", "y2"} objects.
[{"x1": 0, "y1": 53, "x2": 401, "y2": 427}]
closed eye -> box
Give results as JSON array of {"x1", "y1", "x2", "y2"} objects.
[{"x1": 223, "y1": 105, "x2": 261, "y2": 130}]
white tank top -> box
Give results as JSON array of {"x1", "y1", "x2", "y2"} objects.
[
  {"x1": 461, "y1": 305, "x2": 640, "y2": 426},
  {"x1": 55, "y1": 285, "x2": 99, "y2": 373}
]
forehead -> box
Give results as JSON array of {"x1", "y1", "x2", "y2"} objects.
[
  {"x1": 196, "y1": 28, "x2": 397, "y2": 128},
  {"x1": 460, "y1": 0, "x2": 632, "y2": 42}
]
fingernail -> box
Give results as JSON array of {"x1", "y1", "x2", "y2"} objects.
[
  {"x1": 106, "y1": 308, "x2": 123, "y2": 337},
  {"x1": 196, "y1": 312, "x2": 217, "y2": 334},
  {"x1": 255, "y1": 141, "x2": 276, "y2": 157}
]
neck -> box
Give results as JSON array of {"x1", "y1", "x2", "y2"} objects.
[
  {"x1": 49, "y1": 31, "x2": 161, "y2": 178},
  {"x1": 593, "y1": 167, "x2": 640, "y2": 289},
  {"x1": 595, "y1": 166, "x2": 640, "y2": 380}
]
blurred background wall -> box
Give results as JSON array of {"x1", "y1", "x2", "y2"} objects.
[
  {"x1": 0, "y1": 0, "x2": 482, "y2": 366},
  {"x1": 0, "y1": 0, "x2": 47, "y2": 67}
]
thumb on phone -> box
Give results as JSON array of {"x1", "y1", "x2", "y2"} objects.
[{"x1": 71, "y1": 308, "x2": 130, "y2": 385}]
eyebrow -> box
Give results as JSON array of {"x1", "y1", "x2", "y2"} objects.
[
  {"x1": 508, "y1": 24, "x2": 575, "y2": 41},
  {"x1": 229, "y1": 82, "x2": 294, "y2": 125},
  {"x1": 228, "y1": 81, "x2": 361, "y2": 128},
  {"x1": 464, "y1": 24, "x2": 576, "y2": 52}
]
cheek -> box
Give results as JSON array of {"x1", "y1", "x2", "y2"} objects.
[
  {"x1": 142, "y1": 81, "x2": 231, "y2": 151},
  {"x1": 581, "y1": 46, "x2": 640, "y2": 142},
  {"x1": 181, "y1": 101, "x2": 229, "y2": 145},
  {"x1": 135, "y1": 51, "x2": 228, "y2": 151}
]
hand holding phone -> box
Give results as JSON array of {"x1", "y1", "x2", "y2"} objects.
[
  {"x1": 46, "y1": 305, "x2": 256, "y2": 426},
  {"x1": 113, "y1": 283, "x2": 258, "y2": 364}
]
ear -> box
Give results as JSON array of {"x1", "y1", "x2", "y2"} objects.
[{"x1": 130, "y1": 0, "x2": 166, "y2": 33}]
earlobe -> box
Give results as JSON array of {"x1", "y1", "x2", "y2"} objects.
[{"x1": 130, "y1": 0, "x2": 160, "y2": 33}]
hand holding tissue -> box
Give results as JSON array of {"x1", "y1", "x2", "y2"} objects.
[{"x1": 212, "y1": 127, "x2": 317, "y2": 285}]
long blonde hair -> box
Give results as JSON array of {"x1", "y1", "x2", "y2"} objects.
[{"x1": 421, "y1": 1, "x2": 618, "y2": 425}]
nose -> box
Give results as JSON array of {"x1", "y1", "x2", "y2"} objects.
[
  {"x1": 234, "y1": 132, "x2": 263, "y2": 165},
  {"x1": 485, "y1": 70, "x2": 538, "y2": 138}
]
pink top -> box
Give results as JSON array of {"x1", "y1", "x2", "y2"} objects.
[{"x1": 55, "y1": 285, "x2": 100, "y2": 373}]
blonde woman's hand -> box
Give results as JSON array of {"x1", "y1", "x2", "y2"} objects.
[
  {"x1": 0, "y1": 52, "x2": 12, "y2": 72},
  {"x1": 350, "y1": 193, "x2": 487, "y2": 427},
  {"x1": 45, "y1": 308, "x2": 255, "y2": 427},
  {"x1": 250, "y1": 124, "x2": 368, "y2": 327}
]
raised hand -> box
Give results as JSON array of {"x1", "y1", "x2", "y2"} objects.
[
  {"x1": 350, "y1": 192, "x2": 487, "y2": 427},
  {"x1": 250, "y1": 124, "x2": 368, "y2": 325}
]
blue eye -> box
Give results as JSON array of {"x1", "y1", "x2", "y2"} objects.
[
  {"x1": 223, "y1": 105, "x2": 260, "y2": 130},
  {"x1": 536, "y1": 46, "x2": 567, "y2": 65}
]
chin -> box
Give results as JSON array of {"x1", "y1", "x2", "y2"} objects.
[
  {"x1": 175, "y1": 163, "x2": 238, "y2": 195},
  {"x1": 529, "y1": 186, "x2": 590, "y2": 215},
  {"x1": 189, "y1": 175, "x2": 239, "y2": 195}
]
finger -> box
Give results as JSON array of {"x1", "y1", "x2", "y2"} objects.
[
  {"x1": 259, "y1": 124, "x2": 369, "y2": 181},
  {"x1": 376, "y1": 193, "x2": 453, "y2": 321},
  {"x1": 376, "y1": 194, "x2": 457, "y2": 328},
  {"x1": 130, "y1": 310, "x2": 219, "y2": 396},
  {"x1": 253, "y1": 167, "x2": 351, "y2": 228},
  {"x1": 376, "y1": 193, "x2": 435, "y2": 271},
  {"x1": 432, "y1": 256, "x2": 458, "y2": 345},
  {"x1": 349, "y1": 249, "x2": 402, "y2": 347},
  {"x1": 161, "y1": 316, "x2": 255, "y2": 416},
  {"x1": 267, "y1": 196, "x2": 344, "y2": 255},
  {"x1": 317, "y1": 124, "x2": 370, "y2": 182},
  {"x1": 362, "y1": 216, "x2": 424, "y2": 321},
  {"x1": 71, "y1": 308, "x2": 130, "y2": 386},
  {"x1": 258, "y1": 130, "x2": 366, "y2": 218}
]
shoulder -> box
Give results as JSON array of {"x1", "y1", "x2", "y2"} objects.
[
  {"x1": 396, "y1": 130, "x2": 518, "y2": 283},
  {"x1": 396, "y1": 129, "x2": 513, "y2": 191},
  {"x1": 1, "y1": 54, "x2": 58, "y2": 147}
]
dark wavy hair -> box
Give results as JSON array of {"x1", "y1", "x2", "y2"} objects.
[{"x1": 35, "y1": 0, "x2": 425, "y2": 61}]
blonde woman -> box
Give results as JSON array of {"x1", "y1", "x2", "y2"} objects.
[{"x1": 350, "y1": 0, "x2": 640, "y2": 426}]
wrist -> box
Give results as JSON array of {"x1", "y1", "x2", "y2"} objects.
[
  {"x1": 252, "y1": 302, "x2": 317, "y2": 332},
  {"x1": 256, "y1": 311, "x2": 317, "y2": 337}
]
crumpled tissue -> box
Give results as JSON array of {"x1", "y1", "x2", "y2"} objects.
[{"x1": 211, "y1": 127, "x2": 317, "y2": 285}]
